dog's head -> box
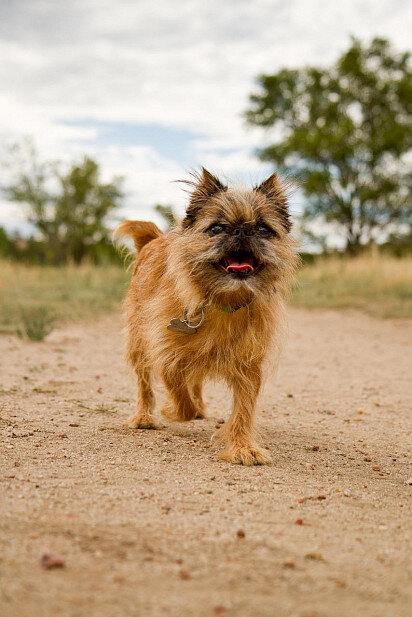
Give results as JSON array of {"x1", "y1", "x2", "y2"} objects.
[{"x1": 171, "y1": 168, "x2": 297, "y2": 303}]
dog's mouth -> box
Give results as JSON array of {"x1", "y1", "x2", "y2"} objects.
[{"x1": 216, "y1": 251, "x2": 264, "y2": 277}]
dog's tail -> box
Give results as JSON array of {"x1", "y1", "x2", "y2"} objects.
[{"x1": 113, "y1": 220, "x2": 163, "y2": 253}]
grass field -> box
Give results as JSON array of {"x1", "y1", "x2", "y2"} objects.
[
  {"x1": 0, "y1": 254, "x2": 411, "y2": 334},
  {"x1": 293, "y1": 254, "x2": 412, "y2": 319},
  {"x1": 0, "y1": 261, "x2": 128, "y2": 334}
]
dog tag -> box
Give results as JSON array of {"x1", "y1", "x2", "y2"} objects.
[{"x1": 167, "y1": 318, "x2": 198, "y2": 334}]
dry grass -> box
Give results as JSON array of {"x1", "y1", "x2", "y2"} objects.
[
  {"x1": 292, "y1": 254, "x2": 412, "y2": 318},
  {"x1": 0, "y1": 254, "x2": 410, "y2": 334},
  {"x1": 0, "y1": 261, "x2": 128, "y2": 333}
]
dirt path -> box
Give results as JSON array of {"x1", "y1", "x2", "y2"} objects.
[{"x1": 1, "y1": 308, "x2": 411, "y2": 617}]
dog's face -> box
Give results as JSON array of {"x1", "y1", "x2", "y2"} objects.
[{"x1": 172, "y1": 169, "x2": 296, "y2": 302}]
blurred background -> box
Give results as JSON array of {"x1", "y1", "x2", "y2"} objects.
[{"x1": 0, "y1": 0, "x2": 411, "y2": 338}]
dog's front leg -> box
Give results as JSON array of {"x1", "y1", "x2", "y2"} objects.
[
  {"x1": 127, "y1": 365, "x2": 159, "y2": 429},
  {"x1": 219, "y1": 364, "x2": 270, "y2": 466}
]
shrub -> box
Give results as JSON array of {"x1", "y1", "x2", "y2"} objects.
[{"x1": 17, "y1": 306, "x2": 56, "y2": 341}]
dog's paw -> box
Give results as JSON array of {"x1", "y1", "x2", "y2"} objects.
[
  {"x1": 160, "y1": 403, "x2": 180, "y2": 422},
  {"x1": 219, "y1": 444, "x2": 271, "y2": 466},
  {"x1": 127, "y1": 415, "x2": 160, "y2": 430},
  {"x1": 160, "y1": 402, "x2": 198, "y2": 422}
]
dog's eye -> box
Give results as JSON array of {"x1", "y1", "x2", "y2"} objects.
[
  {"x1": 208, "y1": 224, "x2": 224, "y2": 235},
  {"x1": 257, "y1": 224, "x2": 274, "y2": 237}
]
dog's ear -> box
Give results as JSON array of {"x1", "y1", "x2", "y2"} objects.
[
  {"x1": 255, "y1": 173, "x2": 291, "y2": 233},
  {"x1": 183, "y1": 168, "x2": 227, "y2": 228}
]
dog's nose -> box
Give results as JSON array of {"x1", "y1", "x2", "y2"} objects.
[{"x1": 232, "y1": 227, "x2": 251, "y2": 238}]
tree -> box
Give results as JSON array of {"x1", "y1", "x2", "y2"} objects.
[
  {"x1": 246, "y1": 38, "x2": 411, "y2": 252},
  {"x1": 1, "y1": 141, "x2": 123, "y2": 263},
  {"x1": 154, "y1": 203, "x2": 176, "y2": 230},
  {"x1": 0, "y1": 226, "x2": 13, "y2": 258}
]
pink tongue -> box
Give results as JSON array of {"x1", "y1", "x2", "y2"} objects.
[{"x1": 225, "y1": 257, "x2": 254, "y2": 273}]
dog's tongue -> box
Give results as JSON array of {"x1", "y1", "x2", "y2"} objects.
[{"x1": 225, "y1": 255, "x2": 254, "y2": 273}]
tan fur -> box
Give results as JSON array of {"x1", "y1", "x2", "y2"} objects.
[{"x1": 115, "y1": 169, "x2": 298, "y2": 465}]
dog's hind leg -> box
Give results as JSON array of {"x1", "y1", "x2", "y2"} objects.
[
  {"x1": 127, "y1": 365, "x2": 159, "y2": 429},
  {"x1": 192, "y1": 381, "x2": 207, "y2": 419},
  {"x1": 160, "y1": 367, "x2": 198, "y2": 422}
]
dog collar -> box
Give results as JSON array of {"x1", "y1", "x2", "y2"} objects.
[
  {"x1": 167, "y1": 300, "x2": 253, "y2": 334},
  {"x1": 214, "y1": 300, "x2": 253, "y2": 313}
]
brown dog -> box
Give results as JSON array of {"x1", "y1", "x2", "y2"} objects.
[{"x1": 115, "y1": 169, "x2": 297, "y2": 465}]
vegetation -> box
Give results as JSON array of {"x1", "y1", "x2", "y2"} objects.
[
  {"x1": 1, "y1": 141, "x2": 123, "y2": 264},
  {"x1": 246, "y1": 38, "x2": 411, "y2": 252},
  {"x1": 154, "y1": 204, "x2": 176, "y2": 230},
  {"x1": 293, "y1": 253, "x2": 412, "y2": 318},
  {"x1": 17, "y1": 306, "x2": 56, "y2": 341},
  {"x1": 0, "y1": 261, "x2": 128, "y2": 333}
]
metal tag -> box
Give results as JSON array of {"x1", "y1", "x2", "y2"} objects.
[
  {"x1": 167, "y1": 318, "x2": 198, "y2": 334},
  {"x1": 167, "y1": 307, "x2": 205, "y2": 335}
]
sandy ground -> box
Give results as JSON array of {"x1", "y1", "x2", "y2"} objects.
[{"x1": 0, "y1": 308, "x2": 411, "y2": 617}]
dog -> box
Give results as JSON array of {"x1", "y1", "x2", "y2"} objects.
[{"x1": 114, "y1": 169, "x2": 297, "y2": 465}]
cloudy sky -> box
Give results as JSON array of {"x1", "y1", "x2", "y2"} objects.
[{"x1": 1, "y1": 0, "x2": 411, "y2": 233}]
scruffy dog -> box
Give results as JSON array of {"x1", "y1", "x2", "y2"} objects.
[{"x1": 115, "y1": 169, "x2": 297, "y2": 465}]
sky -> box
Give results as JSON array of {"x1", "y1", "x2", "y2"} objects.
[{"x1": 0, "y1": 0, "x2": 411, "y2": 236}]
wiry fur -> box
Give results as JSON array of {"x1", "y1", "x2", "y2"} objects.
[{"x1": 115, "y1": 169, "x2": 298, "y2": 465}]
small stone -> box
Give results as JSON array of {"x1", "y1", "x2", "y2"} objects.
[
  {"x1": 40, "y1": 551, "x2": 65, "y2": 570},
  {"x1": 364, "y1": 457, "x2": 372, "y2": 462},
  {"x1": 216, "y1": 418, "x2": 225, "y2": 424},
  {"x1": 406, "y1": 477, "x2": 412, "y2": 485},
  {"x1": 330, "y1": 577, "x2": 347, "y2": 588},
  {"x1": 282, "y1": 559, "x2": 295, "y2": 568},
  {"x1": 179, "y1": 568, "x2": 190, "y2": 580},
  {"x1": 305, "y1": 552, "x2": 324, "y2": 561},
  {"x1": 317, "y1": 494, "x2": 326, "y2": 500},
  {"x1": 372, "y1": 465, "x2": 380, "y2": 471},
  {"x1": 295, "y1": 518, "x2": 303, "y2": 525},
  {"x1": 312, "y1": 445, "x2": 319, "y2": 451},
  {"x1": 236, "y1": 529, "x2": 245, "y2": 539},
  {"x1": 69, "y1": 423, "x2": 79, "y2": 427},
  {"x1": 214, "y1": 606, "x2": 228, "y2": 617}
]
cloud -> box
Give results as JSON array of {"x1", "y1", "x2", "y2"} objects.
[{"x1": 0, "y1": 0, "x2": 410, "y2": 231}]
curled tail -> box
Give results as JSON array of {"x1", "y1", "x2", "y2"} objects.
[{"x1": 113, "y1": 220, "x2": 163, "y2": 253}]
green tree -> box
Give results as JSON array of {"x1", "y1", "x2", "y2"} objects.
[
  {"x1": 154, "y1": 203, "x2": 176, "y2": 230},
  {"x1": 246, "y1": 38, "x2": 411, "y2": 252},
  {"x1": 1, "y1": 141, "x2": 123, "y2": 263},
  {"x1": 0, "y1": 226, "x2": 13, "y2": 258}
]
